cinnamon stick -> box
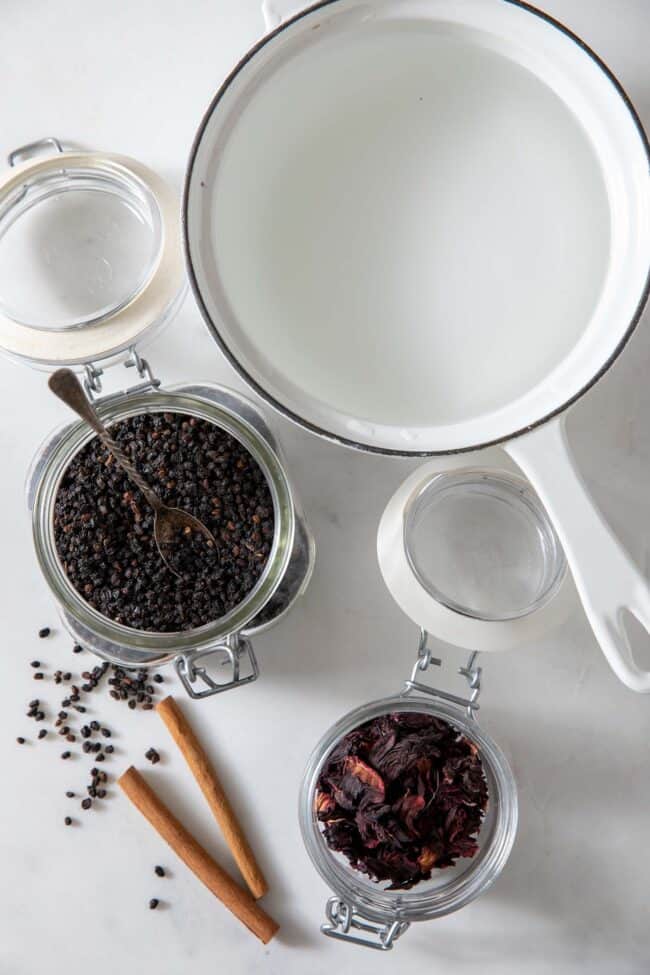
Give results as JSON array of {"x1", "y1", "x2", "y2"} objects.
[
  {"x1": 118, "y1": 766, "x2": 278, "y2": 944},
  {"x1": 156, "y1": 695, "x2": 268, "y2": 899}
]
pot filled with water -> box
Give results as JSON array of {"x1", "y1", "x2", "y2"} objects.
[{"x1": 184, "y1": 0, "x2": 650, "y2": 691}]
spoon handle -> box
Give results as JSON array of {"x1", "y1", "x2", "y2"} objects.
[
  {"x1": 49, "y1": 369, "x2": 162, "y2": 512},
  {"x1": 48, "y1": 368, "x2": 107, "y2": 437},
  {"x1": 97, "y1": 431, "x2": 163, "y2": 513}
]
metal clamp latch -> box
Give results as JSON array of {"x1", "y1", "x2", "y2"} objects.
[
  {"x1": 403, "y1": 628, "x2": 482, "y2": 719},
  {"x1": 84, "y1": 346, "x2": 161, "y2": 401},
  {"x1": 175, "y1": 634, "x2": 259, "y2": 700},
  {"x1": 321, "y1": 897, "x2": 410, "y2": 951}
]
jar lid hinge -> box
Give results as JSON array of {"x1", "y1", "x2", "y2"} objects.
[
  {"x1": 403, "y1": 629, "x2": 482, "y2": 718},
  {"x1": 84, "y1": 346, "x2": 161, "y2": 403}
]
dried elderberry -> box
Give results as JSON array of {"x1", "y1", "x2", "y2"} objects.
[{"x1": 53, "y1": 413, "x2": 274, "y2": 632}]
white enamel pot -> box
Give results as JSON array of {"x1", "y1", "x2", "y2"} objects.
[{"x1": 184, "y1": 0, "x2": 650, "y2": 691}]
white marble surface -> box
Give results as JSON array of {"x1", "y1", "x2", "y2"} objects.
[{"x1": 1, "y1": 1, "x2": 649, "y2": 972}]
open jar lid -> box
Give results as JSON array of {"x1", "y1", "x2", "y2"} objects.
[
  {"x1": 0, "y1": 138, "x2": 185, "y2": 368},
  {"x1": 377, "y1": 447, "x2": 574, "y2": 652}
]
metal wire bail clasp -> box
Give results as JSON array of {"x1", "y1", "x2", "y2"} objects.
[
  {"x1": 83, "y1": 346, "x2": 161, "y2": 401},
  {"x1": 403, "y1": 628, "x2": 482, "y2": 718},
  {"x1": 458, "y1": 650, "x2": 482, "y2": 718},
  {"x1": 406, "y1": 627, "x2": 443, "y2": 685},
  {"x1": 321, "y1": 897, "x2": 410, "y2": 951},
  {"x1": 124, "y1": 346, "x2": 159, "y2": 389},
  {"x1": 175, "y1": 633, "x2": 259, "y2": 699}
]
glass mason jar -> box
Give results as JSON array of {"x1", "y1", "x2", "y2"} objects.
[
  {"x1": 0, "y1": 137, "x2": 314, "y2": 699},
  {"x1": 26, "y1": 374, "x2": 314, "y2": 699},
  {"x1": 299, "y1": 634, "x2": 517, "y2": 951}
]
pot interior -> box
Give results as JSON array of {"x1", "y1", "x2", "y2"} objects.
[{"x1": 186, "y1": 0, "x2": 650, "y2": 453}]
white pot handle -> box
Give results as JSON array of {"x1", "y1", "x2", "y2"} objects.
[
  {"x1": 506, "y1": 417, "x2": 650, "y2": 692},
  {"x1": 261, "y1": 0, "x2": 304, "y2": 30}
]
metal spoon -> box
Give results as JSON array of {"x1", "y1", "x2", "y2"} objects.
[{"x1": 48, "y1": 368, "x2": 218, "y2": 578}]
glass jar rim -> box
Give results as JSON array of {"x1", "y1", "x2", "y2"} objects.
[
  {"x1": 299, "y1": 694, "x2": 518, "y2": 924},
  {"x1": 31, "y1": 387, "x2": 296, "y2": 655}
]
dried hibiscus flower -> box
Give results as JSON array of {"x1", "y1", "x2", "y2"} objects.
[{"x1": 315, "y1": 712, "x2": 488, "y2": 890}]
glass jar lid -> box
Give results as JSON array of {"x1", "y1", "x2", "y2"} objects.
[
  {"x1": 404, "y1": 469, "x2": 566, "y2": 621},
  {"x1": 0, "y1": 138, "x2": 185, "y2": 367},
  {"x1": 377, "y1": 450, "x2": 574, "y2": 652}
]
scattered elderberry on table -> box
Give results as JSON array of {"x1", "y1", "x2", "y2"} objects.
[
  {"x1": 145, "y1": 748, "x2": 160, "y2": 765},
  {"x1": 38, "y1": 628, "x2": 51, "y2": 639},
  {"x1": 149, "y1": 898, "x2": 159, "y2": 910},
  {"x1": 154, "y1": 865, "x2": 165, "y2": 878},
  {"x1": 53, "y1": 412, "x2": 274, "y2": 632},
  {"x1": 316, "y1": 712, "x2": 489, "y2": 890},
  {"x1": 18, "y1": 637, "x2": 169, "y2": 841}
]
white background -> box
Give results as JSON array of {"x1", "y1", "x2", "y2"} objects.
[{"x1": 1, "y1": 1, "x2": 649, "y2": 973}]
